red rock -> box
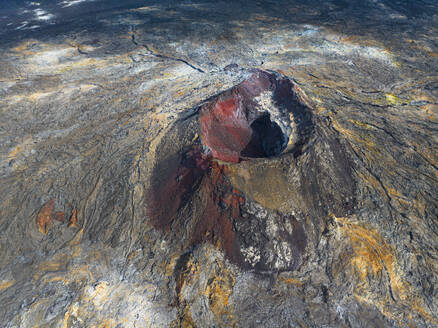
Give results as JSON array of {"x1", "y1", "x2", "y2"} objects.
[
  {"x1": 189, "y1": 169, "x2": 242, "y2": 263},
  {"x1": 199, "y1": 95, "x2": 252, "y2": 163},
  {"x1": 68, "y1": 208, "x2": 79, "y2": 228},
  {"x1": 199, "y1": 70, "x2": 289, "y2": 162},
  {"x1": 146, "y1": 145, "x2": 210, "y2": 231},
  {"x1": 147, "y1": 145, "x2": 246, "y2": 264},
  {"x1": 36, "y1": 199, "x2": 54, "y2": 234},
  {"x1": 54, "y1": 211, "x2": 65, "y2": 222}
]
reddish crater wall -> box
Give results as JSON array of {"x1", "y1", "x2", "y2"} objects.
[{"x1": 199, "y1": 70, "x2": 291, "y2": 163}]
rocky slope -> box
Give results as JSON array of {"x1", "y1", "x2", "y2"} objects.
[{"x1": 0, "y1": 0, "x2": 437, "y2": 327}]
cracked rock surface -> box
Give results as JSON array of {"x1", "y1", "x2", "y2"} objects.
[{"x1": 0, "y1": 0, "x2": 438, "y2": 327}]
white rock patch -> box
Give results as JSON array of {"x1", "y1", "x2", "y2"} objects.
[{"x1": 33, "y1": 9, "x2": 54, "y2": 21}]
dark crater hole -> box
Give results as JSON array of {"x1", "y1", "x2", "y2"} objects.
[{"x1": 242, "y1": 113, "x2": 288, "y2": 158}]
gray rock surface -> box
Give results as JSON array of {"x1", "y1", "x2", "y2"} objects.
[{"x1": 0, "y1": 0, "x2": 437, "y2": 327}]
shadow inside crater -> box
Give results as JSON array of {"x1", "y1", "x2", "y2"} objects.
[{"x1": 241, "y1": 113, "x2": 287, "y2": 158}]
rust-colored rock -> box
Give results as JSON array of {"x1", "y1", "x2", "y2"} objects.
[
  {"x1": 54, "y1": 211, "x2": 65, "y2": 222},
  {"x1": 189, "y1": 164, "x2": 243, "y2": 264},
  {"x1": 199, "y1": 97, "x2": 252, "y2": 163},
  {"x1": 36, "y1": 199, "x2": 54, "y2": 234},
  {"x1": 199, "y1": 70, "x2": 304, "y2": 162},
  {"x1": 147, "y1": 145, "x2": 210, "y2": 231},
  {"x1": 68, "y1": 208, "x2": 79, "y2": 228},
  {"x1": 147, "y1": 145, "x2": 246, "y2": 265}
]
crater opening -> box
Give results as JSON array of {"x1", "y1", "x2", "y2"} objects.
[
  {"x1": 241, "y1": 113, "x2": 288, "y2": 158},
  {"x1": 199, "y1": 69, "x2": 312, "y2": 163}
]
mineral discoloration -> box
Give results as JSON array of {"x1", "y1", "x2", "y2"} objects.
[
  {"x1": 36, "y1": 198, "x2": 54, "y2": 234},
  {"x1": 236, "y1": 201, "x2": 307, "y2": 271},
  {"x1": 147, "y1": 141, "x2": 244, "y2": 267},
  {"x1": 1, "y1": 0, "x2": 438, "y2": 327},
  {"x1": 68, "y1": 208, "x2": 79, "y2": 228}
]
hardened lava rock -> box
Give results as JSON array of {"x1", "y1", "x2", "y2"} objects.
[
  {"x1": 147, "y1": 69, "x2": 355, "y2": 273},
  {"x1": 1, "y1": 1, "x2": 438, "y2": 326}
]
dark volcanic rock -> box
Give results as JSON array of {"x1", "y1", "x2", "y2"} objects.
[{"x1": 0, "y1": 1, "x2": 438, "y2": 327}]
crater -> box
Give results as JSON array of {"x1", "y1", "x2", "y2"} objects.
[
  {"x1": 199, "y1": 69, "x2": 312, "y2": 162},
  {"x1": 146, "y1": 69, "x2": 317, "y2": 273}
]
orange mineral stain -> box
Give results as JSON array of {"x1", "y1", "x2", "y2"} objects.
[{"x1": 36, "y1": 199, "x2": 54, "y2": 234}]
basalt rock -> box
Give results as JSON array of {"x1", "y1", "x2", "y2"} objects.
[{"x1": 1, "y1": 1, "x2": 438, "y2": 327}]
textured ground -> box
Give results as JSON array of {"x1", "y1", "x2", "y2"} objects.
[{"x1": 0, "y1": 0, "x2": 438, "y2": 327}]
